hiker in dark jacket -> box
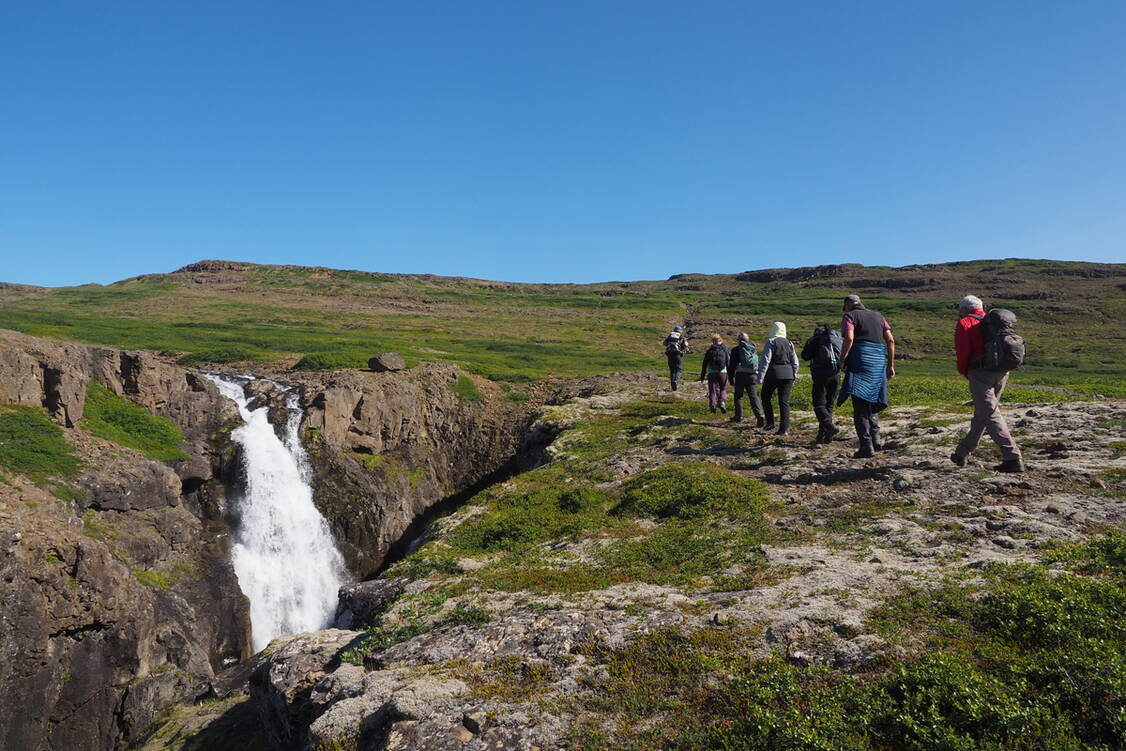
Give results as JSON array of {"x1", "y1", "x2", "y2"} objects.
[
  {"x1": 757, "y1": 322, "x2": 798, "y2": 435},
  {"x1": 837, "y1": 294, "x2": 896, "y2": 458},
  {"x1": 950, "y1": 295, "x2": 1024, "y2": 472},
  {"x1": 698, "y1": 334, "x2": 730, "y2": 413},
  {"x1": 727, "y1": 332, "x2": 764, "y2": 426},
  {"x1": 801, "y1": 323, "x2": 843, "y2": 444},
  {"x1": 662, "y1": 325, "x2": 690, "y2": 390}
]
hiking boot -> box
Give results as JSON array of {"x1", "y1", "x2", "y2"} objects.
[
  {"x1": 718, "y1": 403, "x2": 727, "y2": 413},
  {"x1": 871, "y1": 429, "x2": 884, "y2": 451},
  {"x1": 853, "y1": 442, "x2": 875, "y2": 459},
  {"x1": 671, "y1": 383, "x2": 678, "y2": 391},
  {"x1": 756, "y1": 417, "x2": 765, "y2": 428},
  {"x1": 815, "y1": 426, "x2": 826, "y2": 444},
  {"x1": 729, "y1": 416, "x2": 742, "y2": 423},
  {"x1": 950, "y1": 452, "x2": 967, "y2": 467},
  {"x1": 995, "y1": 459, "x2": 1025, "y2": 473},
  {"x1": 775, "y1": 429, "x2": 789, "y2": 436},
  {"x1": 824, "y1": 424, "x2": 841, "y2": 442},
  {"x1": 762, "y1": 423, "x2": 775, "y2": 432}
]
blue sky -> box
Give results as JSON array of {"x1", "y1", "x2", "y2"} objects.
[{"x1": 2, "y1": 1, "x2": 1124, "y2": 286}]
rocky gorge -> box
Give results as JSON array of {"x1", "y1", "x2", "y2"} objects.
[{"x1": 0, "y1": 329, "x2": 531, "y2": 751}]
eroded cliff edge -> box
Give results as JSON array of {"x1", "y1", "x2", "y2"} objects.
[
  {"x1": 0, "y1": 330, "x2": 532, "y2": 750},
  {"x1": 289, "y1": 367, "x2": 531, "y2": 578}
]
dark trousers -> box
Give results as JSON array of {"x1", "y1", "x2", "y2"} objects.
[
  {"x1": 666, "y1": 353, "x2": 683, "y2": 389},
  {"x1": 707, "y1": 372, "x2": 728, "y2": 411},
  {"x1": 852, "y1": 397, "x2": 881, "y2": 445},
  {"x1": 732, "y1": 372, "x2": 763, "y2": 421},
  {"x1": 811, "y1": 373, "x2": 840, "y2": 428},
  {"x1": 760, "y1": 376, "x2": 793, "y2": 430}
]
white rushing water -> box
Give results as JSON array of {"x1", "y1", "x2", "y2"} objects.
[{"x1": 209, "y1": 375, "x2": 347, "y2": 652}]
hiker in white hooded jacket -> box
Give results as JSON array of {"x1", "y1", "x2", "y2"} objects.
[{"x1": 757, "y1": 321, "x2": 799, "y2": 435}]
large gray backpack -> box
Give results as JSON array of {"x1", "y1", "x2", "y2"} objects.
[{"x1": 973, "y1": 309, "x2": 1025, "y2": 371}]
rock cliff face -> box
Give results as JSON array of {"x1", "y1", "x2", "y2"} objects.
[
  {"x1": 0, "y1": 330, "x2": 251, "y2": 751},
  {"x1": 288, "y1": 366, "x2": 529, "y2": 577},
  {"x1": 0, "y1": 330, "x2": 534, "y2": 750}
]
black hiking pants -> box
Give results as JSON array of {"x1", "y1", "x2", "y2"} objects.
[
  {"x1": 666, "y1": 353, "x2": 683, "y2": 389},
  {"x1": 732, "y1": 372, "x2": 763, "y2": 421},
  {"x1": 811, "y1": 373, "x2": 840, "y2": 429},
  {"x1": 761, "y1": 376, "x2": 793, "y2": 431}
]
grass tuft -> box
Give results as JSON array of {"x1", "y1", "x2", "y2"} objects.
[
  {"x1": 451, "y1": 375, "x2": 483, "y2": 402},
  {"x1": 82, "y1": 381, "x2": 190, "y2": 462},
  {"x1": 0, "y1": 404, "x2": 82, "y2": 485}
]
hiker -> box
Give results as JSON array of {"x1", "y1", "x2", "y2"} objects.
[
  {"x1": 950, "y1": 295, "x2": 1025, "y2": 472},
  {"x1": 727, "y1": 332, "x2": 764, "y2": 426},
  {"x1": 662, "y1": 325, "x2": 690, "y2": 390},
  {"x1": 757, "y1": 322, "x2": 799, "y2": 435},
  {"x1": 802, "y1": 323, "x2": 843, "y2": 444},
  {"x1": 837, "y1": 295, "x2": 896, "y2": 458},
  {"x1": 698, "y1": 334, "x2": 730, "y2": 413}
]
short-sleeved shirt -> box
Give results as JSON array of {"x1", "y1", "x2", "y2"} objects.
[{"x1": 841, "y1": 308, "x2": 890, "y2": 343}]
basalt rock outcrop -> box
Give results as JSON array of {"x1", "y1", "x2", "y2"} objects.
[
  {"x1": 283, "y1": 366, "x2": 531, "y2": 577},
  {"x1": 0, "y1": 330, "x2": 251, "y2": 751},
  {"x1": 368, "y1": 353, "x2": 406, "y2": 373}
]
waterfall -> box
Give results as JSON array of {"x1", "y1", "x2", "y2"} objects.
[{"x1": 208, "y1": 375, "x2": 347, "y2": 652}]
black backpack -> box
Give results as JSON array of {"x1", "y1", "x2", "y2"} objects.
[
  {"x1": 972, "y1": 309, "x2": 1025, "y2": 371},
  {"x1": 812, "y1": 328, "x2": 842, "y2": 371},
  {"x1": 704, "y1": 344, "x2": 729, "y2": 370}
]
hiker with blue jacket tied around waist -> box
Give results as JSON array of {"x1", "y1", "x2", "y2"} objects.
[
  {"x1": 757, "y1": 322, "x2": 799, "y2": 435},
  {"x1": 837, "y1": 295, "x2": 896, "y2": 458},
  {"x1": 727, "y1": 332, "x2": 764, "y2": 426}
]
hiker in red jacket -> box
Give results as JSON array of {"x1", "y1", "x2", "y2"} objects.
[{"x1": 950, "y1": 295, "x2": 1024, "y2": 473}]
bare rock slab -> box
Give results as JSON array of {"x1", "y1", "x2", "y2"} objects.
[{"x1": 369, "y1": 353, "x2": 407, "y2": 372}]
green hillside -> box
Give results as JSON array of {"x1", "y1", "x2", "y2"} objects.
[{"x1": 1, "y1": 258, "x2": 1123, "y2": 399}]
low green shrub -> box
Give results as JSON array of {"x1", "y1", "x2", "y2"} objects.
[
  {"x1": 176, "y1": 346, "x2": 261, "y2": 365},
  {"x1": 293, "y1": 351, "x2": 368, "y2": 371},
  {"x1": 83, "y1": 381, "x2": 190, "y2": 462},
  {"x1": 615, "y1": 462, "x2": 768, "y2": 520},
  {"x1": 446, "y1": 485, "x2": 616, "y2": 554}
]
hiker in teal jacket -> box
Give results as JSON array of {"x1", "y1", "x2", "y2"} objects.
[{"x1": 727, "y1": 332, "x2": 764, "y2": 426}]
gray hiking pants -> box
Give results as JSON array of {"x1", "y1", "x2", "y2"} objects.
[{"x1": 955, "y1": 369, "x2": 1021, "y2": 462}]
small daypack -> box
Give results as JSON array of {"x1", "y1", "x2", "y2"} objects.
[
  {"x1": 734, "y1": 341, "x2": 759, "y2": 373},
  {"x1": 972, "y1": 309, "x2": 1025, "y2": 371},
  {"x1": 665, "y1": 332, "x2": 685, "y2": 355},
  {"x1": 812, "y1": 328, "x2": 842, "y2": 372},
  {"x1": 704, "y1": 344, "x2": 729, "y2": 371}
]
